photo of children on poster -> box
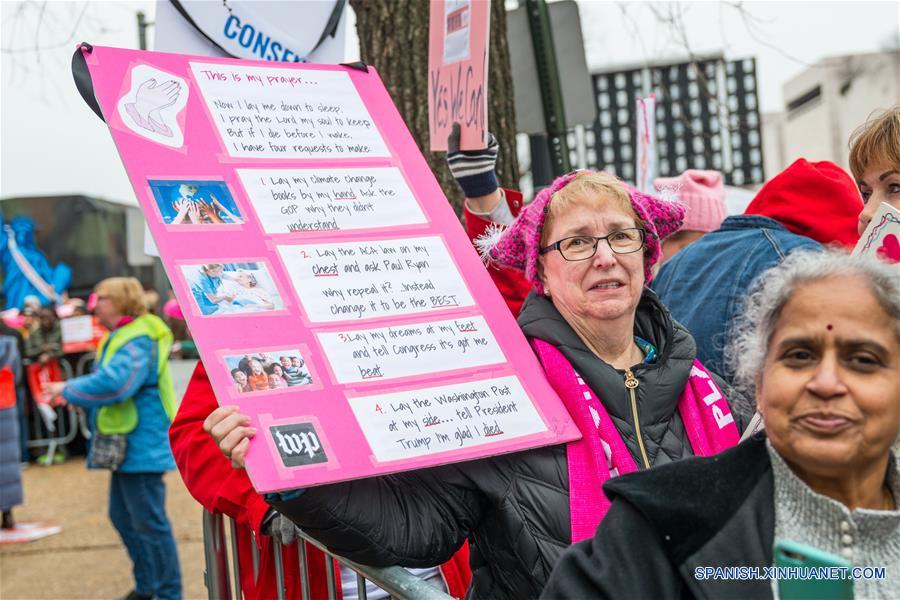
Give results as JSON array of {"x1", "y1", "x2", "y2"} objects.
[{"x1": 225, "y1": 350, "x2": 313, "y2": 393}]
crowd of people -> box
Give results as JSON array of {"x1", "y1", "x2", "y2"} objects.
[
  {"x1": 2, "y1": 95, "x2": 897, "y2": 599},
  {"x1": 0, "y1": 295, "x2": 88, "y2": 475},
  {"x1": 197, "y1": 106, "x2": 899, "y2": 600},
  {"x1": 0, "y1": 282, "x2": 186, "y2": 600},
  {"x1": 41, "y1": 278, "x2": 183, "y2": 600}
]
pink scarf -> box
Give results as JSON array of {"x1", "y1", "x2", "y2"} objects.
[{"x1": 531, "y1": 339, "x2": 740, "y2": 542}]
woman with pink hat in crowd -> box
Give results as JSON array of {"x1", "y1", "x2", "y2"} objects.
[
  {"x1": 653, "y1": 169, "x2": 728, "y2": 263},
  {"x1": 204, "y1": 130, "x2": 747, "y2": 598}
]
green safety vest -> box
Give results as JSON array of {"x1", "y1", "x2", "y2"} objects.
[{"x1": 96, "y1": 314, "x2": 176, "y2": 435}]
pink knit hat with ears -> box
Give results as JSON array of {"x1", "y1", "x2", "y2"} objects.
[
  {"x1": 653, "y1": 169, "x2": 727, "y2": 233},
  {"x1": 475, "y1": 170, "x2": 685, "y2": 293}
]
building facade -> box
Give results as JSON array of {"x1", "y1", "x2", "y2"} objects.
[{"x1": 762, "y1": 50, "x2": 900, "y2": 178}]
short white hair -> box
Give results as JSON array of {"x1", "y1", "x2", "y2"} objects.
[{"x1": 728, "y1": 249, "x2": 900, "y2": 401}]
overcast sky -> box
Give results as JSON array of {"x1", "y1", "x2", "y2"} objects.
[{"x1": 1, "y1": 0, "x2": 897, "y2": 205}]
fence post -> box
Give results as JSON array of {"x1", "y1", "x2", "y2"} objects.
[
  {"x1": 273, "y1": 539, "x2": 287, "y2": 600},
  {"x1": 357, "y1": 573, "x2": 369, "y2": 600},
  {"x1": 297, "y1": 541, "x2": 312, "y2": 600},
  {"x1": 202, "y1": 511, "x2": 232, "y2": 600},
  {"x1": 228, "y1": 518, "x2": 242, "y2": 599},
  {"x1": 325, "y1": 554, "x2": 337, "y2": 600}
]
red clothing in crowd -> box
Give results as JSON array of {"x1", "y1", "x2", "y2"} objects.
[
  {"x1": 743, "y1": 158, "x2": 863, "y2": 247},
  {"x1": 463, "y1": 189, "x2": 531, "y2": 316},
  {"x1": 170, "y1": 362, "x2": 471, "y2": 599}
]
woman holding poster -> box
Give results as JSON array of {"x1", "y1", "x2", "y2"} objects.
[{"x1": 207, "y1": 167, "x2": 747, "y2": 598}]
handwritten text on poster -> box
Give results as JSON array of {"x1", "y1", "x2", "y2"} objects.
[
  {"x1": 348, "y1": 375, "x2": 547, "y2": 461},
  {"x1": 237, "y1": 167, "x2": 426, "y2": 233},
  {"x1": 277, "y1": 236, "x2": 473, "y2": 322},
  {"x1": 190, "y1": 62, "x2": 390, "y2": 159},
  {"x1": 318, "y1": 316, "x2": 504, "y2": 383}
]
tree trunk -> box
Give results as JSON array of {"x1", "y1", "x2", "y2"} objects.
[{"x1": 350, "y1": 0, "x2": 519, "y2": 215}]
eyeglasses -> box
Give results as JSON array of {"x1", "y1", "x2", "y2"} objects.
[{"x1": 539, "y1": 228, "x2": 646, "y2": 261}]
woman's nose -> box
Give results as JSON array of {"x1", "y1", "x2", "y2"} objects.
[
  {"x1": 805, "y1": 355, "x2": 849, "y2": 400},
  {"x1": 591, "y1": 241, "x2": 618, "y2": 268},
  {"x1": 858, "y1": 200, "x2": 877, "y2": 235}
]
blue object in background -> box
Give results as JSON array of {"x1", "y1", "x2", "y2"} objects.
[
  {"x1": 1, "y1": 214, "x2": 72, "y2": 309},
  {"x1": 148, "y1": 180, "x2": 243, "y2": 225}
]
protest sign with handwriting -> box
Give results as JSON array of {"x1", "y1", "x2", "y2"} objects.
[
  {"x1": 428, "y1": 0, "x2": 490, "y2": 151},
  {"x1": 77, "y1": 45, "x2": 578, "y2": 492}
]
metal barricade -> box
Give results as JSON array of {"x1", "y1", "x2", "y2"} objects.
[
  {"x1": 74, "y1": 352, "x2": 96, "y2": 377},
  {"x1": 201, "y1": 510, "x2": 453, "y2": 600},
  {"x1": 25, "y1": 358, "x2": 89, "y2": 464}
]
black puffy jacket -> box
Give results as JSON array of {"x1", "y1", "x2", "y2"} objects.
[
  {"x1": 519, "y1": 290, "x2": 745, "y2": 466},
  {"x1": 271, "y1": 290, "x2": 743, "y2": 599},
  {"x1": 541, "y1": 435, "x2": 776, "y2": 600}
]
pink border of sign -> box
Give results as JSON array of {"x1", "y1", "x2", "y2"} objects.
[{"x1": 82, "y1": 45, "x2": 579, "y2": 492}]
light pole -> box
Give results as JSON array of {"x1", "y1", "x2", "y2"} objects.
[
  {"x1": 525, "y1": 0, "x2": 570, "y2": 181},
  {"x1": 137, "y1": 11, "x2": 152, "y2": 50}
]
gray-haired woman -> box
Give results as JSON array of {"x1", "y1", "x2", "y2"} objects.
[{"x1": 542, "y1": 249, "x2": 900, "y2": 599}]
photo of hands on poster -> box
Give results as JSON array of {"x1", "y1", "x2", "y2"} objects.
[
  {"x1": 182, "y1": 262, "x2": 284, "y2": 315},
  {"x1": 225, "y1": 350, "x2": 313, "y2": 393},
  {"x1": 149, "y1": 179, "x2": 243, "y2": 225}
]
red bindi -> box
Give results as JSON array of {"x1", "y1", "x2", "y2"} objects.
[{"x1": 826, "y1": 324, "x2": 833, "y2": 331}]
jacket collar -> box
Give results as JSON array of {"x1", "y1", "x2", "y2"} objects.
[
  {"x1": 516, "y1": 288, "x2": 696, "y2": 427},
  {"x1": 114, "y1": 316, "x2": 136, "y2": 329},
  {"x1": 719, "y1": 214, "x2": 790, "y2": 232},
  {"x1": 604, "y1": 434, "x2": 774, "y2": 568}
]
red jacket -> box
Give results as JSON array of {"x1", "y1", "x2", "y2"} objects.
[
  {"x1": 170, "y1": 362, "x2": 471, "y2": 599},
  {"x1": 463, "y1": 189, "x2": 532, "y2": 316}
]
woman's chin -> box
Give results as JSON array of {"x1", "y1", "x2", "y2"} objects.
[
  {"x1": 580, "y1": 295, "x2": 637, "y2": 320},
  {"x1": 782, "y1": 435, "x2": 872, "y2": 475}
]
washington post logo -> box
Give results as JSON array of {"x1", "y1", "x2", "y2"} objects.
[{"x1": 270, "y1": 423, "x2": 328, "y2": 467}]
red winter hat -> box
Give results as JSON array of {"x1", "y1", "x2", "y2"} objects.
[{"x1": 743, "y1": 159, "x2": 862, "y2": 247}]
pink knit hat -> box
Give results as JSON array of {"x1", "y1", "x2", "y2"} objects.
[
  {"x1": 163, "y1": 298, "x2": 184, "y2": 320},
  {"x1": 653, "y1": 170, "x2": 727, "y2": 233},
  {"x1": 476, "y1": 170, "x2": 685, "y2": 293}
]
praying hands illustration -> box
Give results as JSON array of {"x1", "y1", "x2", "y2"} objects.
[{"x1": 124, "y1": 79, "x2": 181, "y2": 137}]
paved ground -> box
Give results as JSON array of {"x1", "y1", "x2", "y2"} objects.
[{"x1": 0, "y1": 360, "x2": 211, "y2": 600}]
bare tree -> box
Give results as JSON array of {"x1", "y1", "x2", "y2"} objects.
[{"x1": 1, "y1": 0, "x2": 126, "y2": 103}]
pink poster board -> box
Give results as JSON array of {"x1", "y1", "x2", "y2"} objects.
[
  {"x1": 428, "y1": 0, "x2": 490, "y2": 151},
  {"x1": 79, "y1": 45, "x2": 579, "y2": 492}
]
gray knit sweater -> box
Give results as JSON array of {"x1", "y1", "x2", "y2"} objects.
[{"x1": 768, "y1": 441, "x2": 900, "y2": 599}]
